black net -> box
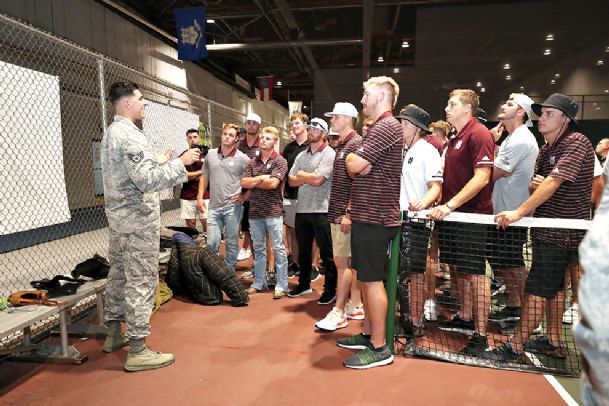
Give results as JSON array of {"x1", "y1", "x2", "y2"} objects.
[{"x1": 395, "y1": 211, "x2": 589, "y2": 377}]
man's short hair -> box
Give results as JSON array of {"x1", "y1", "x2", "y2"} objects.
[
  {"x1": 262, "y1": 126, "x2": 279, "y2": 140},
  {"x1": 363, "y1": 76, "x2": 400, "y2": 108},
  {"x1": 108, "y1": 81, "x2": 139, "y2": 105},
  {"x1": 290, "y1": 112, "x2": 308, "y2": 123},
  {"x1": 186, "y1": 128, "x2": 199, "y2": 136},
  {"x1": 449, "y1": 89, "x2": 479, "y2": 114},
  {"x1": 223, "y1": 123, "x2": 240, "y2": 135},
  {"x1": 429, "y1": 120, "x2": 452, "y2": 138}
]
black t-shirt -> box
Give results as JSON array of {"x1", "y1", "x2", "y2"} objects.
[{"x1": 282, "y1": 139, "x2": 309, "y2": 199}]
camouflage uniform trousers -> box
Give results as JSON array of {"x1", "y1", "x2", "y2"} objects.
[{"x1": 105, "y1": 227, "x2": 160, "y2": 339}]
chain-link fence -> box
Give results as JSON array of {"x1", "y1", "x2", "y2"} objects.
[{"x1": 0, "y1": 12, "x2": 285, "y2": 303}]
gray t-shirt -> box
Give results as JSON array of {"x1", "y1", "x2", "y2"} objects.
[
  {"x1": 202, "y1": 147, "x2": 251, "y2": 210},
  {"x1": 289, "y1": 145, "x2": 335, "y2": 213},
  {"x1": 492, "y1": 124, "x2": 539, "y2": 213}
]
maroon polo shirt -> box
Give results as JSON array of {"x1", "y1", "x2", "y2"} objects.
[
  {"x1": 532, "y1": 129, "x2": 595, "y2": 248},
  {"x1": 427, "y1": 135, "x2": 446, "y2": 156},
  {"x1": 351, "y1": 111, "x2": 403, "y2": 227},
  {"x1": 441, "y1": 117, "x2": 494, "y2": 214},
  {"x1": 238, "y1": 136, "x2": 260, "y2": 159},
  {"x1": 179, "y1": 152, "x2": 207, "y2": 201},
  {"x1": 243, "y1": 150, "x2": 288, "y2": 219},
  {"x1": 328, "y1": 131, "x2": 362, "y2": 224}
]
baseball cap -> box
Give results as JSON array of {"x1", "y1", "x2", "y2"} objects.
[
  {"x1": 324, "y1": 102, "x2": 358, "y2": 118},
  {"x1": 531, "y1": 93, "x2": 578, "y2": 125},
  {"x1": 396, "y1": 105, "x2": 432, "y2": 134},
  {"x1": 306, "y1": 117, "x2": 329, "y2": 132},
  {"x1": 509, "y1": 93, "x2": 534, "y2": 127},
  {"x1": 245, "y1": 113, "x2": 262, "y2": 124},
  {"x1": 328, "y1": 129, "x2": 340, "y2": 137}
]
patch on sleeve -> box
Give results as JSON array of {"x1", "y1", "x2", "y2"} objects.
[{"x1": 128, "y1": 151, "x2": 144, "y2": 164}]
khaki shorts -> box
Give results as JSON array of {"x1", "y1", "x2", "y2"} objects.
[
  {"x1": 181, "y1": 199, "x2": 208, "y2": 220},
  {"x1": 331, "y1": 223, "x2": 351, "y2": 258},
  {"x1": 283, "y1": 199, "x2": 298, "y2": 228}
]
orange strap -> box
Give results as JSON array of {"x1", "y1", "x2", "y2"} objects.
[{"x1": 8, "y1": 291, "x2": 65, "y2": 307}]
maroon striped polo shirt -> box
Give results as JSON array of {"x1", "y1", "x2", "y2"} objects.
[
  {"x1": 350, "y1": 112, "x2": 403, "y2": 227},
  {"x1": 328, "y1": 131, "x2": 362, "y2": 224},
  {"x1": 238, "y1": 136, "x2": 260, "y2": 159},
  {"x1": 243, "y1": 150, "x2": 288, "y2": 219},
  {"x1": 532, "y1": 129, "x2": 595, "y2": 248},
  {"x1": 441, "y1": 117, "x2": 495, "y2": 214}
]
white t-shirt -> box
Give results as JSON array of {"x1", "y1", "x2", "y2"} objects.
[
  {"x1": 492, "y1": 125, "x2": 539, "y2": 214},
  {"x1": 596, "y1": 159, "x2": 609, "y2": 214},
  {"x1": 400, "y1": 139, "x2": 443, "y2": 211}
]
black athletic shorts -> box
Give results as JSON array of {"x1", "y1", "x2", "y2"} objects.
[
  {"x1": 486, "y1": 225, "x2": 528, "y2": 269},
  {"x1": 351, "y1": 221, "x2": 399, "y2": 282},
  {"x1": 437, "y1": 221, "x2": 487, "y2": 275},
  {"x1": 399, "y1": 220, "x2": 432, "y2": 274},
  {"x1": 525, "y1": 239, "x2": 579, "y2": 299}
]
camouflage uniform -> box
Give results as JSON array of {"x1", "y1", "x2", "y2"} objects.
[
  {"x1": 101, "y1": 116, "x2": 187, "y2": 339},
  {"x1": 575, "y1": 180, "x2": 609, "y2": 405}
]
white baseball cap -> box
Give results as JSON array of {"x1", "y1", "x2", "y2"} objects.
[
  {"x1": 245, "y1": 113, "x2": 262, "y2": 124},
  {"x1": 306, "y1": 117, "x2": 329, "y2": 132},
  {"x1": 324, "y1": 102, "x2": 358, "y2": 118},
  {"x1": 510, "y1": 93, "x2": 534, "y2": 127}
]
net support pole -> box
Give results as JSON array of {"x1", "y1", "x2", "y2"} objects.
[{"x1": 385, "y1": 230, "x2": 401, "y2": 353}]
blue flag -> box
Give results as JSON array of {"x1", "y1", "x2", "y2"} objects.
[{"x1": 175, "y1": 7, "x2": 208, "y2": 60}]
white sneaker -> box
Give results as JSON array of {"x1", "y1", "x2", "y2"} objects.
[
  {"x1": 315, "y1": 307, "x2": 348, "y2": 331},
  {"x1": 562, "y1": 303, "x2": 579, "y2": 324},
  {"x1": 533, "y1": 324, "x2": 543, "y2": 334},
  {"x1": 240, "y1": 269, "x2": 254, "y2": 279},
  {"x1": 345, "y1": 303, "x2": 365, "y2": 320},
  {"x1": 237, "y1": 248, "x2": 251, "y2": 261},
  {"x1": 424, "y1": 299, "x2": 438, "y2": 321}
]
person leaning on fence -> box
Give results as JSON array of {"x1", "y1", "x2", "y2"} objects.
[
  {"x1": 486, "y1": 93, "x2": 539, "y2": 326},
  {"x1": 429, "y1": 89, "x2": 495, "y2": 357},
  {"x1": 340, "y1": 76, "x2": 403, "y2": 369},
  {"x1": 396, "y1": 105, "x2": 442, "y2": 338},
  {"x1": 196, "y1": 123, "x2": 251, "y2": 272},
  {"x1": 482, "y1": 93, "x2": 595, "y2": 362},
  {"x1": 240, "y1": 126, "x2": 290, "y2": 299},
  {"x1": 101, "y1": 81, "x2": 200, "y2": 372}
]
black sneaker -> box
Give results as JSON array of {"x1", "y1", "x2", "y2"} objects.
[
  {"x1": 480, "y1": 343, "x2": 523, "y2": 362},
  {"x1": 288, "y1": 285, "x2": 313, "y2": 298},
  {"x1": 318, "y1": 291, "x2": 336, "y2": 305},
  {"x1": 311, "y1": 266, "x2": 321, "y2": 282},
  {"x1": 524, "y1": 336, "x2": 566, "y2": 359},
  {"x1": 489, "y1": 306, "x2": 521, "y2": 322},
  {"x1": 438, "y1": 316, "x2": 475, "y2": 335},
  {"x1": 458, "y1": 333, "x2": 488, "y2": 355},
  {"x1": 287, "y1": 262, "x2": 299, "y2": 279}
]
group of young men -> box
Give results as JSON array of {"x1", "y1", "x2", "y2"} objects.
[{"x1": 101, "y1": 76, "x2": 604, "y2": 372}]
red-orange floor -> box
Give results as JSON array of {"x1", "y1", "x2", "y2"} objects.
[{"x1": 0, "y1": 269, "x2": 569, "y2": 406}]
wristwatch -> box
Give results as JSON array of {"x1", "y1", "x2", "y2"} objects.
[
  {"x1": 446, "y1": 200, "x2": 456, "y2": 211},
  {"x1": 345, "y1": 208, "x2": 352, "y2": 214}
]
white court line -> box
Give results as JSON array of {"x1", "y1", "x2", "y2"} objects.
[{"x1": 544, "y1": 375, "x2": 579, "y2": 406}]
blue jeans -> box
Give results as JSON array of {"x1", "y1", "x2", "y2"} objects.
[
  {"x1": 249, "y1": 216, "x2": 288, "y2": 292},
  {"x1": 207, "y1": 204, "x2": 244, "y2": 271}
]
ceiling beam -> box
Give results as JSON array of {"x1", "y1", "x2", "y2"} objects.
[{"x1": 362, "y1": 0, "x2": 374, "y2": 75}]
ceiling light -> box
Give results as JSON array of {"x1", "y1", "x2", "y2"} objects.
[
  {"x1": 506, "y1": 75, "x2": 512, "y2": 80},
  {"x1": 544, "y1": 49, "x2": 551, "y2": 56},
  {"x1": 519, "y1": 86, "x2": 524, "y2": 91},
  {"x1": 596, "y1": 106, "x2": 601, "y2": 110},
  {"x1": 377, "y1": 56, "x2": 384, "y2": 63},
  {"x1": 551, "y1": 79, "x2": 556, "y2": 84},
  {"x1": 402, "y1": 41, "x2": 410, "y2": 48},
  {"x1": 605, "y1": 46, "x2": 609, "y2": 52},
  {"x1": 476, "y1": 81, "x2": 482, "y2": 87},
  {"x1": 554, "y1": 73, "x2": 560, "y2": 78},
  {"x1": 481, "y1": 87, "x2": 486, "y2": 93},
  {"x1": 276, "y1": 81, "x2": 282, "y2": 87},
  {"x1": 546, "y1": 33, "x2": 554, "y2": 41},
  {"x1": 303, "y1": 105, "x2": 308, "y2": 109},
  {"x1": 503, "y1": 63, "x2": 511, "y2": 70},
  {"x1": 393, "y1": 67, "x2": 400, "y2": 73},
  {"x1": 605, "y1": 89, "x2": 609, "y2": 93},
  {"x1": 206, "y1": 19, "x2": 215, "y2": 24},
  {"x1": 597, "y1": 60, "x2": 604, "y2": 66}
]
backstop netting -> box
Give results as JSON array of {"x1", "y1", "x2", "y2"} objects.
[{"x1": 396, "y1": 210, "x2": 591, "y2": 377}]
